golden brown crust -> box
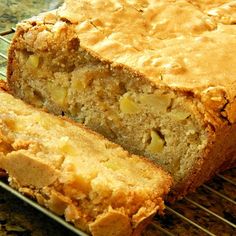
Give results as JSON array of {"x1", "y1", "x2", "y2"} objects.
[
  {"x1": 0, "y1": 80, "x2": 8, "y2": 91},
  {"x1": 168, "y1": 122, "x2": 236, "y2": 200},
  {"x1": 54, "y1": 0, "x2": 236, "y2": 124},
  {"x1": 89, "y1": 210, "x2": 132, "y2": 236},
  {"x1": 0, "y1": 151, "x2": 59, "y2": 188}
]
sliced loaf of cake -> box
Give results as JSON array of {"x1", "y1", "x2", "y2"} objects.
[
  {"x1": 0, "y1": 87, "x2": 171, "y2": 236},
  {"x1": 7, "y1": 0, "x2": 236, "y2": 199}
]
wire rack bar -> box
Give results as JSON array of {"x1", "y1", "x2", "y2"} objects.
[
  {"x1": 185, "y1": 197, "x2": 236, "y2": 229},
  {"x1": 216, "y1": 174, "x2": 236, "y2": 186},
  {"x1": 0, "y1": 52, "x2": 7, "y2": 60},
  {"x1": 0, "y1": 71, "x2": 6, "y2": 77},
  {"x1": 0, "y1": 28, "x2": 15, "y2": 36},
  {"x1": 0, "y1": 181, "x2": 88, "y2": 236},
  {"x1": 202, "y1": 184, "x2": 236, "y2": 205},
  {"x1": 0, "y1": 35, "x2": 11, "y2": 44},
  {"x1": 151, "y1": 222, "x2": 175, "y2": 236},
  {"x1": 166, "y1": 206, "x2": 216, "y2": 236}
]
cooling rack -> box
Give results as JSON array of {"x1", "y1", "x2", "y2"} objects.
[{"x1": 0, "y1": 28, "x2": 235, "y2": 236}]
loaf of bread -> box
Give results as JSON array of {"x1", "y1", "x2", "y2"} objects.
[
  {"x1": 7, "y1": 0, "x2": 236, "y2": 199},
  {"x1": 0, "y1": 86, "x2": 172, "y2": 236}
]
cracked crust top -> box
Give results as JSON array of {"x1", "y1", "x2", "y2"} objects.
[{"x1": 55, "y1": 0, "x2": 236, "y2": 123}]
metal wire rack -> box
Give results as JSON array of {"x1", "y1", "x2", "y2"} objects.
[{"x1": 0, "y1": 28, "x2": 235, "y2": 236}]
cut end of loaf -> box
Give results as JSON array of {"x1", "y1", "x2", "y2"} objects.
[
  {"x1": 0, "y1": 89, "x2": 171, "y2": 235},
  {"x1": 7, "y1": 16, "x2": 208, "y2": 190}
]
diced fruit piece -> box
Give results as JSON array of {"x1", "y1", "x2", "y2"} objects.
[
  {"x1": 26, "y1": 55, "x2": 39, "y2": 68},
  {"x1": 51, "y1": 87, "x2": 67, "y2": 106},
  {"x1": 146, "y1": 130, "x2": 165, "y2": 153},
  {"x1": 71, "y1": 79, "x2": 86, "y2": 91},
  {"x1": 140, "y1": 93, "x2": 171, "y2": 112},
  {"x1": 169, "y1": 109, "x2": 190, "y2": 121},
  {"x1": 59, "y1": 136, "x2": 77, "y2": 156},
  {"x1": 119, "y1": 94, "x2": 140, "y2": 114},
  {"x1": 47, "y1": 82, "x2": 67, "y2": 106},
  {"x1": 71, "y1": 68, "x2": 95, "y2": 91},
  {"x1": 104, "y1": 160, "x2": 119, "y2": 171}
]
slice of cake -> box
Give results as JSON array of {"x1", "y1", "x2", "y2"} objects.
[
  {"x1": 7, "y1": 0, "x2": 236, "y2": 199},
  {"x1": 0, "y1": 87, "x2": 171, "y2": 236}
]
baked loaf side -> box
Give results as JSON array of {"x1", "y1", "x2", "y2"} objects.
[
  {"x1": 7, "y1": 0, "x2": 236, "y2": 199},
  {"x1": 0, "y1": 88, "x2": 172, "y2": 236}
]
